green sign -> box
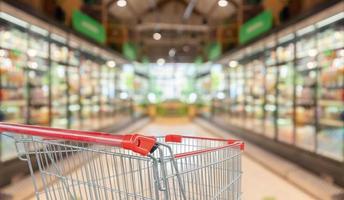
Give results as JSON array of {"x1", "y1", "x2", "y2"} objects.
[
  {"x1": 206, "y1": 42, "x2": 221, "y2": 61},
  {"x1": 72, "y1": 10, "x2": 106, "y2": 44},
  {"x1": 123, "y1": 42, "x2": 137, "y2": 60},
  {"x1": 239, "y1": 10, "x2": 273, "y2": 44}
]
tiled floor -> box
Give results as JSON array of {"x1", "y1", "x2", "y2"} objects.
[{"x1": 140, "y1": 117, "x2": 315, "y2": 200}]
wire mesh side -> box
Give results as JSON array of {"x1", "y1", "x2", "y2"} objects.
[
  {"x1": 15, "y1": 136, "x2": 158, "y2": 200},
  {"x1": 156, "y1": 136, "x2": 229, "y2": 155},
  {"x1": 163, "y1": 146, "x2": 242, "y2": 200},
  {"x1": 153, "y1": 137, "x2": 242, "y2": 200}
]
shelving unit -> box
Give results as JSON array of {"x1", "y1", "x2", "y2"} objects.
[
  {"x1": 276, "y1": 35, "x2": 295, "y2": 144},
  {"x1": 295, "y1": 25, "x2": 318, "y2": 151},
  {"x1": 316, "y1": 16, "x2": 344, "y2": 161},
  {"x1": 50, "y1": 34, "x2": 68, "y2": 128},
  {"x1": 204, "y1": 1, "x2": 343, "y2": 184},
  {"x1": 0, "y1": 2, "x2": 131, "y2": 169}
]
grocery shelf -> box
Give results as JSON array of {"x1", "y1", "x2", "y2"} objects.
[
  {"x1": 205, "y1": 2, "x2": 344, "y2": 186},
  {"x1": 0, "y1": 1, "x2": 140, "y2": 183}
]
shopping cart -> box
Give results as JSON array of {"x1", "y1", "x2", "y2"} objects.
[{"x1": 0, "y1": 123, "x2": 244, "y2": 200}]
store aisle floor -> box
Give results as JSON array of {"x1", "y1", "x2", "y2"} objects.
[{"x1": 140, "y1": 117, "x2": 315, "y2": 200}]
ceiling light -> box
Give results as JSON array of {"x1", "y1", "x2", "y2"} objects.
[
  {"x1": 157, "y1": 58, "x2": 165, "y2": 66},
  {"x1": 218, "y1": 0, "x2": 228, "y2": 7},
  {"x1": 153, "y1": 32, "x2": 162, "y2": 40},
  {"x1": 229, "y1": 60, "x2": 238, "y2": 68},
  {"x1": 117, "y1": 0, "x2": 127, "y2": 7},
  {"x1": 169, "y1": 48, "x2": 176, "y2": 57},
  {"x1": 107, "y1": 60, "x2": 116, "y2": 68}
]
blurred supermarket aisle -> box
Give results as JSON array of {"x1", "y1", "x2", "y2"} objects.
[{"x1": 139, "y1": 117, "x2": 315, "y2": 200}]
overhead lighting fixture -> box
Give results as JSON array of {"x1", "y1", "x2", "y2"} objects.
[
  {"x1": 218, "y1": 0, "x2": 228, "y2": 7},
  {"x1": 107, "y1": 60, "x2": 116, "y2": 68},
  {"x1": 153, "y1": 32, "x2": 162, "y2": 40},
  {"x1": 229, "y1": 60, "x2": 238, "y2": 68},
  {"x1": 169, "y1": 48, "x2": 176, "y2": 57},
  {"x1": 117, "y1": 0, "x2": 127, "y2": 7},
  {"x1": 157, "y1": 58, "x2": 165, "y2": 66}
]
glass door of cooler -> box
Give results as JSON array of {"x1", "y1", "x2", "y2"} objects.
[
  {"x1": 295, "y1": 26, "x2": 317, "y2": 151},
  {"x1": 67, "y1": 66, "x2": 81, "y2": 129},
  {"x1": 80, "y1": 58, "x2": 100, "y2": 130},
  {"x1": 0, "y1": 34, "x2": 26, "y2": 124},
  {"x1": 91, "y1": 61, "x2": 101, "y2": 129},
  {"x1": 252, "y1": 57, "x2": 265, "y2": 134},
  {"x1": 264, "y1": 66, "x2": 277, "y2": 139},
  {"x1": 236, "y1": 66, "x2": 245, "y2": 127},
  {"x1": 244, "y1": 61, "x2": 254, "y2": 130},
  {"x1": 276, "y1": 39, "x2": 295, "y2": 144},
  {"x1": 277, "y1": 62, "x2": 294, "y2": 144},
  {"x1": 51, "y1": 62, "x2": 67, "y2": 128},
  {"x1": 0, "y1": 20, "x2": 27, "y2": 162},
  {"x1": 80, "y1": 59, "x2": 92, "y2": 130},
  {"x1": 50, "y1": 40, "x2": 68, "y2": 128},
  {"x1": 229, "y1": 67, "x2": 238, "y2": 124},
  {"x1": 108, "y1": 67, "x2": 116, "y2": 120},
  {"x1": 27, "y1": 31, "x2": 49, "y2": 126},
  {"x1": 67, "y1": 48, "x2": 81, "y2": 129},
  {"x1": 316, "y1": 17, "x2": 343, "y2": 161},
  {"x1": 100, "y1": 64, "x2": 113, "y2": 127}
]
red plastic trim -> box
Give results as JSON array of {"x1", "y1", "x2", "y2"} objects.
[
  {"x1": 0, "y1": 123, "x2": 156, "y2": 156},
  {"x1": 228, "y1": 140, "x2": 245, "y2": 150},
  {"x1": 165, "y1": 134, "x2": 182, "y2": 143},
  {"x1": 121, "y1": 134, "x2": 157, "y2": 156},
  {"x1": 165, "y1": 135, "x2": 244, "y2": 150},
  {"x1": 164, "y1": 135, "x2": 244, "y2": 158}
]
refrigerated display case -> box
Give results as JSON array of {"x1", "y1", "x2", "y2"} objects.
[
  {"x1": 0, "y1": 18, "x2": 27, "y2": 162},
  {"x1": 244, "y1": 59, "x2": 254, "y2": 130},
  {"x1": 210, "y1": 2, "x2": 343, "y2": 185},
  {"x1": 27, "y1": 28, "x2": 49, "y2": 126},
  {"x1": 67, "y1": 65, "x2": 81, "y2": 129},
  {"x1": 79, "y1": 55, "x2": 101, "y2": 130},
  {"x1": 0, "y1": 2, "x2": 132, "y2": 185},
  {"x1": 316, "y1": 16, "x2": 343, "y2": 161},
  {"x1": 228, "y1": 67, "x2": 239, "y2": 123},
  {"x1": 295, "y1": 25, "x2": 318, "y2": 151},
  {"x1": 276, "y1": 35, "x2": 295, "y2": 144},
  {"x1": 264, "y1": 45, "x2": 277, "y2": 139},
  {"x1": 50, "y1": 35, "x2": 68, "y2": 128},
  {"x1": 100, "y1": 63, "x2": 116, "y2": 127},
  {"x1": 251, "y1": 54, "x2": 265, "y2": 134},
  {"x1": 0, "y1": 29, "x2": 26, "y2": 124}
]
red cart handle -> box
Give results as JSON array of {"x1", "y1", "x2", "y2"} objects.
[
  {"x1": 165, "y1": 134, "x2": 244, "y2": 150},
  {"x1": 0, "y1": 123, "x2": 156, "y2": 156}
]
